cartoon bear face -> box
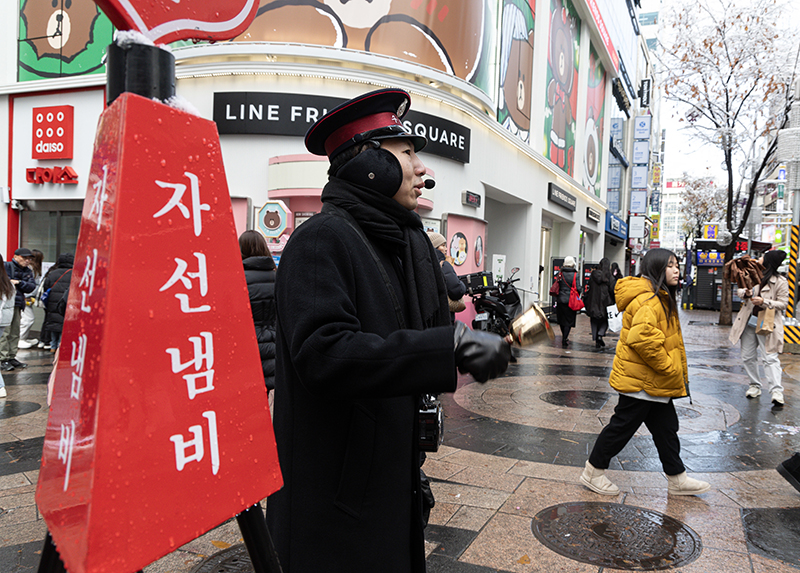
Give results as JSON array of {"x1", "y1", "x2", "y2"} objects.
[
  {"x1": 263, "y1": 210, "x2": 282, "y2": 229},
  {"x1": 238, "y1": 0, "x2": 486, "y2": 81},
  {"x1": 21, "y1": 0, "x2": 100, "y2": 63}
]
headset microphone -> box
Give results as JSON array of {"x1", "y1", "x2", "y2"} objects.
[{"x1": 424, "y1": 179, "x2": 436, "y2": 189}]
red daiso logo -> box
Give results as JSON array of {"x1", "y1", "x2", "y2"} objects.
[{"x1": 32, "y1": 106, "x2": 73, "y2": 160}]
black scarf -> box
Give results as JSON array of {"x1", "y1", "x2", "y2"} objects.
[{"x1": 321, "y1": 177, "x2": 451, "y2": 330}]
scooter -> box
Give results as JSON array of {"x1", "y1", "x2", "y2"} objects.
[{"x1": 460, "y1": 267, "x2": 523, "y2": 337}]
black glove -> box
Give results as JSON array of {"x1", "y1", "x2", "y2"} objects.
[{"x1": 454, "y1": 321, "x2": 512, "y2": 383}]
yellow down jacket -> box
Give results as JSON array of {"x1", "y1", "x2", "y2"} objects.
[{"x1": 609, "y1": 277, "x2": 689, "y2": 398}]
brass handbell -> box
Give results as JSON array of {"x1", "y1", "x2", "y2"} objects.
[{"x1": 509, "y1": 303, "x2": 555, "y2": 346}]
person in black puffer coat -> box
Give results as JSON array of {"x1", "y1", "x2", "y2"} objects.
[
  {"x1": 42, "y1": 253, "x2": 74, "y2": 352},
  {"x1": 239, "y1": 230, "x2": 277, "y2": 391},
  {"x1": 555, "y1": 256, "x2": 580, "y2": 347},
  {"x1": 584, "y1": 257, "x2": 612, "y2": 348}
]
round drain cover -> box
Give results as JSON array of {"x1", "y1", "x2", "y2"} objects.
[
  {"x1": 0, "y1": 401, "x2": 41, "y2": 420},
  {"x1": 191, "y1": 544, "x2": 253, "y2": 573},
  {"x1": 532, "y1": 502, "x2": 702, "y2": 570},
  {"x1": 540, "y1": 390, "x2": 614, "y2": 410}
]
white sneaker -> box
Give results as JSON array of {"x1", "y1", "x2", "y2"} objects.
[
  {"x1": 745, "y1": 386, "x2": 761, "y2": 398},
  {"x1": 37, "y1": 341, "x2": 45, "y2": 349},
  {"x1": 579, "y1": 461, "x2": 620, "y2": 495},
  {"x1": 667, "y1": 472, "x2": 710, "y2": 496},
  {"x1": 772, "y1": 390, "x2": 785, "y2": 406},
  {"x1": 0, "y1": 387, "x2": 6, "y2": 398},
  {"x1": 17, "y1": 339, "x2": 37, "y2": 349}
]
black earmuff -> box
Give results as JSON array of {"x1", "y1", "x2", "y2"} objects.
[{"x1": 336, "y1": 146, "x2": 403, "y2": 198}]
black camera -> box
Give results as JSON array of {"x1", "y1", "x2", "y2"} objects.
[{"x1": 419, "y1": 394, "x2": 443, "y2": 452}]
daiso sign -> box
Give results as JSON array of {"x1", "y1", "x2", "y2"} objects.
[{"x1": 32, "y1": 105, "x2": 74, "y2": 160}]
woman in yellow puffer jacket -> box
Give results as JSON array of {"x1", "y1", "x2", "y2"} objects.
[{"x1": 580, "y1": 249, "x2": 711, "y2": 497}]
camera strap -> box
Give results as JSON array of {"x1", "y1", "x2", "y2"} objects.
[{"x1": 321, "y1": 203, "x2": 406, "y2": 329}]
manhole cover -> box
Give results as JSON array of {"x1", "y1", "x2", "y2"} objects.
[
  {"x1": 531, "y1": 502, "x2": 702, "y2": 570},
  {"x1": 742, "y1": 508, "x2": 800, "y2": 566},
  {"x1": 540, "y1": 391, "x2": 614, "y2": 410},
  {"x1": 0, "y1": 401, "x2": 41, "y2": 420},
  {"x1": 191, "y1": 544, "x2": 253, "y2": 573}
]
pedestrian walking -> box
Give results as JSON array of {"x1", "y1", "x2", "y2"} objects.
[
  {"x1": 610, "y1": 261, "x2": 623, "y2": 298},
  {"x1": 0, "y1": 248, "x2": 36, "y2": 371},
  {"x1": 427, "y1": 231, "x2": 467, "y2": 323},
  {"x1": 584, "y1": 257, "x2": 612, "y2": 348},
  {"x1": 18, "y1": 249, "x2": 43, "y2": 349},
  {"x1": 580, "y1": 248, "x2": 710, "y2": 496},
  {"x1": 267, "y1": 88, "x2": 511, "y2": 573},
  {"x1": 554, "y1": 256, "x2": 580, "y2": 347},
  {"x1": 40, "y1": 253, "x2": 74, "y2": 353},
  {"x1": 239, "y1": 230, "x2": 277, "y2": 394},
  {"x1": 728, "y1": 249, "x2": 789, "y2": 406},
  {"x1": 0, "y1": 255, "x2": 16, "y2": 398}
]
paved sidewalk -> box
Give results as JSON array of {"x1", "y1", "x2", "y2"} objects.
[{"x1": 3, "y1": 309, "x2": 800, "y2": 572}]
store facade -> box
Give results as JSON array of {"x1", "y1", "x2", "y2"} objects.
[{"x1": 2, "y1": 0, "x2": 636, "y2": 303}]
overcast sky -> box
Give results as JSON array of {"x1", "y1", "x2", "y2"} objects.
[{"x1": 645, "y1": 0, "x2": 800, "y2": 185}]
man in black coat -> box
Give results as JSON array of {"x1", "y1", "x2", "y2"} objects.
[
  {"x1": 267, "y1": 88, "x2": 511, "y2": 573},
  {"x1": 0, "y1": 248, "x2": 36, "y2": 371}
]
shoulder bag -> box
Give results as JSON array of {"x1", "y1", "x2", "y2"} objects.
[{"x1": 568, "y1": 273, "x2": 584, "y2": 311}]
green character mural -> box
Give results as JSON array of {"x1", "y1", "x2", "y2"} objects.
[
  {"x1": 543, "y1": 0, "x2": 580, "y2": 176},
  {"x1": 19, "y1": 0, "x2": 114, "y2": 81},
  {"x1": 583, "y1": 44, "x2": 606, "y2": 196},
  {"x1": 497, "y1": 0, "x2": 535, "y2": 144}
]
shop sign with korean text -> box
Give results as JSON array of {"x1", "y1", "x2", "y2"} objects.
[{"x1": 36, "y1": 93, "x2": 281, "y2": 573}]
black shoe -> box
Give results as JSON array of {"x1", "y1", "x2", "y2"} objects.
[
  {"x1": 596, "y1": 340, "x2": 603, "y2": 348},
  {"x1": 778, "y1": 453, "x2": 800, "y2": 494},
  {"x1": 562, "y1": 338, "x2": 569, "y2": 347},
  {"x1": 8, "y1": 359, "x2": 27, "y2": 368},
  {"x1": 598, "y1": 337, "x2": 605, "y2": 347},
  {"x1": 0, "y1": 361, "x2": 14, "y2": 371}
]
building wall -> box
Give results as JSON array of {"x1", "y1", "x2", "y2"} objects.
[{"x1": 1, "y1": 0, "x2": 650, "y2": 281}]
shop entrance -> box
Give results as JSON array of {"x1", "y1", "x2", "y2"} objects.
[{"x1": 20, "y1": 209, "x2": 82, "y2": 263}]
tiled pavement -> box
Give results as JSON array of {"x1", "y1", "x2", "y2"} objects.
[{"x1": 3, "y1": 309, "x2": 800, "y2": 572}]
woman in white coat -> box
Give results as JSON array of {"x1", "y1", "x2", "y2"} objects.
[
  {"x1": 0, "y1": 256, "x2": 18, "y2": 397},
  {"x1": 729, "y1": 250, "x2": 789, "y2": 406}
]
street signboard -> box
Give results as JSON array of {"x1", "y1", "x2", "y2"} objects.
[{"x1": 36, "y1": 94, "x2": 282, "y2": 573}]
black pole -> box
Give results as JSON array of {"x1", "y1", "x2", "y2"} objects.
[
  {"x1": 235, "y1": 503, "x2": 284, "y2": 573},
  {"x1": 106, "y1": 41, "x2": 175, "y2": 106},
  {"x1": 37, "y1": 533, "x2": 66, "y2": 573}
]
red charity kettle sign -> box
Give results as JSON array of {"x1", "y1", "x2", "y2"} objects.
[
  {"x1": 93, "y1": 0, "x2": 260, "y2": 44},
  {"x1": 35, "y1": 93, "x2": 282, "y2": 573}
]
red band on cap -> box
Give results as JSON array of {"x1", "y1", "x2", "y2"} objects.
[{"x1": 324, "y1": 112, "x2": 403, "y2": 156}]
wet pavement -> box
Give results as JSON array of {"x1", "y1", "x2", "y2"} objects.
[{"x1": 3, "y1": 309, "x2": 800, "y2": 572}]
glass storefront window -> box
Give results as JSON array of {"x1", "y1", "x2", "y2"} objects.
[{"x1": 20, "y1": 211, "x2": 81, "y2": 263}]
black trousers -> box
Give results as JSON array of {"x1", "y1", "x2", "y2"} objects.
[{"x1": 589, "y1": 394, "x2": 685, "y2": 476}]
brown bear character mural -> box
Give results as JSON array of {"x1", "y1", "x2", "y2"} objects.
[
  {"x1": 234, "y1": 0, "x2": 487, "y2": 82},
  {"x1": 546, "y1": 0, "x2": 577, "y2": 172},
  {"x1": 263, "y1": 210, "x2": 282, "y2": 230},
  {"x1": 21, "y1": 0, "x2": 101, "y2": 63}
]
